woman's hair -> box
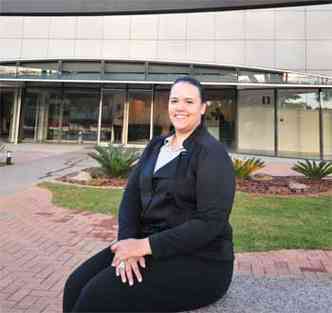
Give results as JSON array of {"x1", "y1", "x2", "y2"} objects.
[{"x1": 172, "y1": 76, "x2": 206, "y2": 103}]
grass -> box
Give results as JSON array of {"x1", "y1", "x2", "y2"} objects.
[
  {"x1": 39, "y1": 182, "x2": 332, "y2": 253},
  {"x1": 39, "y1": 182, "x2": 123, "y2": 216}
]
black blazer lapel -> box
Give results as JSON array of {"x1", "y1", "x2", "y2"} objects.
[{"x1": 140, "y1": 139, "x2": 164, "y2": 211}]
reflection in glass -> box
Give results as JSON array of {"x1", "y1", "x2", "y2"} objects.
[
  {"x1": 62, "y1": 89, "x2": 99, "y2": 142},
  {"x1": 47, "y1": 91, "x2": 62, "y2": 141},
  {"x1": 21, "y1": 89, "x2": 62, "y2": 142},
  {"x1": 205, "y1": 89, "x2": 236, "y2": 150},
  {"x1": 153, "y1": 90, "x2": 172, "y2": 137},
  {"x1": 101, "y1": 90, "x2": 125, "y2": 143},
  {"x1": 194, "y1": 67, "x2": 237, "y2": 82},
  {"x1": 322, "y1": 89, "x2": 332, "y2": 160},
  {"x1": 128, "y1": 90, "x2": 152, "y2": 144},
  {"x1": 237, "y1": 89, "x2": 275, "y2": 155},
  {"x1": 278, "y1": 89, "x2": 320, "y2": 159},
  {"x1": 0, "y1": 65, "x2": 17, "y2": 78},
  {"x1": 287, "y1": 73, "x2": 322, "y2": 85},
  {"x1": 239, "y1": 71, "x2": 283, "y2": 84}
]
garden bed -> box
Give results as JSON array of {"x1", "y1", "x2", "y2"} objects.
[
  {"x1": 237, "y1": 175, "x2": 332, "y2": 196},
  {"x1": 56, "y1": 167, "x2": 332, "y2": 196},
  {"x1": 56, "y1": 167, "x2": 127, "y2": 188}
]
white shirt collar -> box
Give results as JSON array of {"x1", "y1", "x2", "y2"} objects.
[{"x1": 163, "y1": 135, "x2": 186, "y2": 152}]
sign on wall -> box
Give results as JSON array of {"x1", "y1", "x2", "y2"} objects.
[{"x1": 1, "y1": 0, "x2": 332, "y2": 16}]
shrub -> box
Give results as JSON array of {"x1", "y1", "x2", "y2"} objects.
[
  {"x1": 292, "y1": 160, "x2": 332, "y2": 180},
  {"x1": 233, "y1": 157, "x2": 265, "y2": 179},
  {"x1": 88, "y1": 144, "x2": 140, "y2": 178}
]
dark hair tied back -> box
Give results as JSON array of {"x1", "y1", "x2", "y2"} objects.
[{"x1": 172, "y1": 76, "x2": 206, "y2": 103}]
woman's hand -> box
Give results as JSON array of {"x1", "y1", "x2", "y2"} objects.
[
  {"x1": 111, "y1": 238, "x2": 151, "y2": 268},
  {"x1": 115, "y1": 256, "x2": 146, "y2": 286}
]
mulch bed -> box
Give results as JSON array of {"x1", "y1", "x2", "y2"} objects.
[
  {"x1": 56, "y1": 167, "x2": 332, "y2": 196},
  {"x1": 237, "y1": 176, "x2": 332, "y2": 196},
  {"x1": 56, "y1": 168, "x2": 127, "y2": 188}
]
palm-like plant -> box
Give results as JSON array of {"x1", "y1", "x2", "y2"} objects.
[
  {"x1": 88, "y1": 144, "x2": 139, "y2": 178},
  {"x1": 292, "y1": 160, "x2": 332, "y2": 180},
  {"x1": 233, "y1": 157, "x2": 265, "y2": 179}
]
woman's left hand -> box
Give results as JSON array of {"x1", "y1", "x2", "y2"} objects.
[{"x1": 111, "y1": 238, "x2": 151, "y2": 267}]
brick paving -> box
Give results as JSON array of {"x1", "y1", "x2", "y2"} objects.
[{"x1": 0, "y1": 186, "x2": 331, "y2": 313}]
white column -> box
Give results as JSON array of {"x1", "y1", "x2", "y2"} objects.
[
  {"x1": 150, "y1": 86, "x2": 154, "y2": 140},
  {"x1": 13, "y1": 88, "x2": 22, "y2": 144},
  {"x1": 97, "y1": 87, "x2": 103, "y2": 145},
  {"x1": 123, "y1": 89, "x2": 129, "y2": 145}
]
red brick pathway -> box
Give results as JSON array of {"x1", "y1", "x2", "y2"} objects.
[{"x1": 0, "y1": 186, "x2": 331, "y2": 313}]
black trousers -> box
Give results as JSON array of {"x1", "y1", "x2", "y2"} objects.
[{"x1": 63, "y1": 247, "x2": 233, "y2": 313}]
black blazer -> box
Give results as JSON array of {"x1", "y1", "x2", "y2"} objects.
[{"x1": 117, "y1": 123, "x2": 236, "y2": 261}]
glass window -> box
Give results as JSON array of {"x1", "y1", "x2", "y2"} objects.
[
  {"x1": 101, "y1": 90, "x2": 125, "y2": 143},
  {"x1": 62, "y1": 89, "x2": 100, "y2": 142},
  {"x1": 104, "y1": 62, "x2": 145, "y2": 81},
  {"x1": 148, "y1": 64, "x2": 190, "y2": 81},
  {"x1": 21, "y1": 88, "x2": 62, "y2": 142},
  {"x1": 237, "y1": 89, "x2": 275, "y2": 156},
  {"x1": 194, "y1": 66, "x2": 237, "y2": 82},
  {"x1": 277, "y1": 89, "x2": 320, "y2": 159},
  {"x1": 287, "y1": 73, "x2": 322, "y2": 85},
  {"x1": 62, "y1": 62, "x2": 101, "y2": 80},
  {"x1": 205, "y1": 89, "x2": 237, "y2": 151},
  {"x1": 127, "y1": 90, "x2": 152, "y2": 145},
  {"x1": 153, "y1": 90, "x2": 172, "y2": 137},
  {"x1": 239, "y1": 70, "x2": 283, "y2": 84},
  {"x1": 0, "y1": 65, "x2": 17, "y2": 78},
  {"x1": 322, "y1": 89, "x2": 332, "y2": 160},
  {"x1": 46, "y1": 91, "x2": 62, "y2": 141}
]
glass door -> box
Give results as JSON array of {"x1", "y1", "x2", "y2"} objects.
[
  {"x1": 205, "y1": 89, "x2": 236, "y2": 151},
  {"x1": 277, "y1": 89, "x2": 320, "y2": 159},
  {"x1": 0, "y1": 88, "x2": 14, "y2": 142},
  {"x1": 20, "y1": 91, "x2": 38, "y2": 141},
  {"x1": 127, "y1": 90, "x2": 152, "y2": 145},
  {"x1": 62, "y1": 89, "x2": 100, "y2": 142},
  {"x1": 237, "y1": 89, "x2": 275, "y2": 155},
  {"x1": 101, "y1": 90, "x2": 125, "y2": 143}
]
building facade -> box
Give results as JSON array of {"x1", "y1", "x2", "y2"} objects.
[{"x1": 0, "y1": 3, "x2": 332, "y2": 160}]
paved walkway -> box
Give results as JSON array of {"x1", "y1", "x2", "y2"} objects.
[
  {"x1": 0, "y1": 144, "x2": 331, "y2": 313},
  {"x1": 0, "y1": 186, "x2": 331, "y2": 313},
  {"x1": 0, "y1": 143, "x2": 97, "y2": 196}
]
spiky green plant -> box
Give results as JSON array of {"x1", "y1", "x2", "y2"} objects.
[
  {"x1": 233, "y1": 157, "x2": 265, "y2": 179},
  {"x1": 88, "y1": 144, "x2": 139, "y2": 178},
  {"x1": 292, "y1": 160, "x2": 332, "y2": 180}
]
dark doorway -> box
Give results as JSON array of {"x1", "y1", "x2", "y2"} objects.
[{"x1": 0, "y1": 89, "x2": 14, "y2": 142}]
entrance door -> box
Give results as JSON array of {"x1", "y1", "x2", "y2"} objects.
[
  {"x1": 101, "y1": 90, "x2": 125, "y2": 143},
  {"x1": 0, "y1": 89, "x2": 14, "y2": 142},
  {"x1": 277, "y1": 89, "x2": 320, "y2": 159},
  {"x1": 20, "y1": 91, "x2": 38, "y2": 141},
  {"x1": 205, "y1": 89, "x2": 236, "y2": 151}
]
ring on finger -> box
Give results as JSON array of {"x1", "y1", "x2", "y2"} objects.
[{"x1": 118, "y1": 261, "x2": 126, "y2": 271}]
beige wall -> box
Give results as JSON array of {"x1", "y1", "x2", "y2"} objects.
[
  {"x1": 323, "y1": 111, "x2": 332, "y2": 157},
  {"x1": 1, "y1": 4, "x2": 332, "y2": 76}
]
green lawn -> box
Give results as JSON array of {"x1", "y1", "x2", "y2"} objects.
[{"x1": 39, "y1": 182, "x2": 332, "y2": 253}]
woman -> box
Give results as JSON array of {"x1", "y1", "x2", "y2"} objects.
[{"x1": 63, "y1": 76, "x2": 236, "y2": 312}]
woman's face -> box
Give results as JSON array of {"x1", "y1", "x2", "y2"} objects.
[{"x1": 168, "y1": 82, "x2": 206, "y2": 134}]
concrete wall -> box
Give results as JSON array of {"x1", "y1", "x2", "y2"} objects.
[{"x1": 0, "y1": 4, "x2": 332, "y2": 76}]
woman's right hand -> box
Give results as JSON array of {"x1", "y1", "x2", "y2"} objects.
[{"x1": 116, "y1": 256, "x2": 146, "y2": 286}]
